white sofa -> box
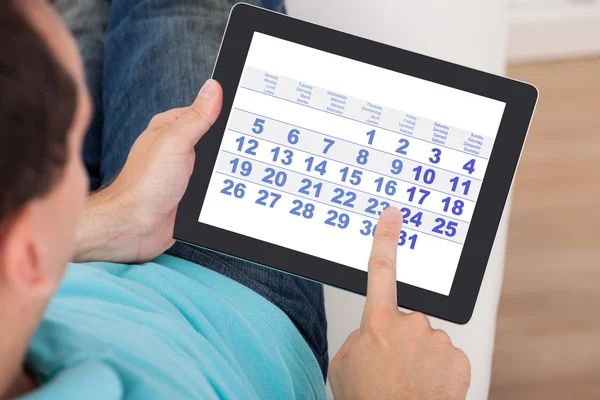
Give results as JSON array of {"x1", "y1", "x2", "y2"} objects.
[{"x1": 285, "y1": 1, "x2": 511, "y2": 398}]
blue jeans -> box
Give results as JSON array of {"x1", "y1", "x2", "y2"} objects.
[{"x1": 56, "y1": 0, "x2": 328, "y2": 380}]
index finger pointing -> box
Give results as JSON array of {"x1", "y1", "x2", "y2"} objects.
[{"x1": 364, "y1": 207, "x2": 403, "y2": 317}]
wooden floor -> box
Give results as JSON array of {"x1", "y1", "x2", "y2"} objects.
[{"x1": 489, "y1": 57, "x2": 600, "y2": 399}]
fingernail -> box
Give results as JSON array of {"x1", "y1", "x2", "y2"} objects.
[
  {"x1": 380, "y1": 207, "x2": 402, "y2": 222},
  {"x1": 199, "y1": 79, "x2": 218, "y2": 99}
]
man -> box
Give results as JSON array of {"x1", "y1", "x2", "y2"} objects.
[{"x1": 0, "y1": 0, "x2": 471, "y2": 399}]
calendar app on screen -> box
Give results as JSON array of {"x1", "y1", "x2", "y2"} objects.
[{"x1": 199, "y1": 32, "x2": 506, "y2": 295}]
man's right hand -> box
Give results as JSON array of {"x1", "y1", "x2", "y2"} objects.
[{"x1": 329, "y1": 207, "x2": 471, "y2": 400}]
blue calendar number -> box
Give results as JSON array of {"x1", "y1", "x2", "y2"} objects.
[
  {"x1": 398, "y1": 231, "x2": 418, "y2": 250},
  {"x1": 339, "y1": 167, "x2": 362, "y2": 186},
  {"x1": 396, "y1": 138, "x2": 410, "y2": 155},
  {"x1": 429, "y1": 148, "x2": 442, "y2": 164},
  {"x1": 305, "y1": 157, "x2": 327, "y2": 176},
  {"x1": 366, "y1": 129, "x2": 376, "y2": 145},
  {"x1": 220, "y1": 179, "x2": 245, "y2": 199},
  {"x1": 252, "y1": 118, "x2": 265, "y2": 134},
  {"x1": 413, "y1": 166, "x2": 436, "y2": 184},
  {"x1": 390, "y1": 159, "x2": 403, "y2": 175},
  {"x1": 356, "y1": 149, "x2": 369, "y2": 165},
  {"x1": 290, "y1": 200, "x2": 315, "y2": 219},
  {"x1": 374, "y1": 177, "x2": 397, "y2": 196},
  {"x1": 449, "y1": 177, "x2": 472, "y2": 196},
  {"x1": 360, "y1": 220, "x2": 418, "y2": 250},
  {"x1": 271, "y1": 146, "x2": 293, "y2": 165},
  {"x1": 463, "y1": 159, "x2": 476, "y2": 174},
  {"x1": 441, "y1": 197, "x2": 465, "y2": 216},
  {"x1": 365, "y1": 198, "x2": 390, "y2": 215},
  {"x1": 406, "y1": 187, "x2": 430, "y2": 205},
  {"x1": 235, "y1": 136, "x2": 258, "y2": 155},
  {"x1": 360, "y1": 220, "x2": 376, "y2": 236},
  {"x1": 331, "y1": 188, "x2": 357, "y2": 208},
  {"x1": 399, "y1": 207, "x2": 423, "y2": 228},
  {"x1": 288, "y1": 128, "x2": 300, "y2": 145},
  {"x1": 262, "y1": 168, "x2": 287, "y2": 187},
  {"x1": 255, "y1": 190, "x2": 281, "y2": 208},
  {"x1": 432, "y1": 218, "x2": 458, "y2": 237},
  {"x1": 322, "y1": 138, "x2": 335, "y2": 154},
  {"x1": 324, "y1": 210, "x2": 350, "y2": 229},
  {"x1": 298, "y1": 178, "x2": 323, "y2": 198},
  {"x1": 229, "y1": 158, "x2": 252, "y2": 177}
]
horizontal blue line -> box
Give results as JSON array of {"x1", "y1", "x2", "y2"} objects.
[
  {"x1": 214, "y1": 170, "x2": 463, "y2": 246},
  {"x1": 228, "y1": 129, "x2": 475, "y2": 204},
  {"x1": 239, "y1": 85, "x2": 490, "y2": 161},
  {"x1": 219, "y1": 149, "x2": 470, "y2": 224}
]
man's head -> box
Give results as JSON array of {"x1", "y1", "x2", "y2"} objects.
[{"x1": 0, "y1": 0, "x2": 91, "y2": 388}]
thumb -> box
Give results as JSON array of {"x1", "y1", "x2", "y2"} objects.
[{"x1": 172, "y1": 79, "x2": 223, "y2": 148}]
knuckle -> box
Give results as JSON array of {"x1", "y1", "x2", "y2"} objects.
[
  {"x1": 149, "y1": 112, "x2": 166, "y2": 126},
  {"x1": 455, "y1": 348, "x2": 471, "y2": 373},
  {"x1": 448, "y1": 347, "x2": 472, "y2": 388},
  {"x1": 369, "y1": 255, "x2": 394, "y2": 272},
  {"x1": 376, "y1": 226, "x2": 398, "y2": 241},
  {"x1": 186, "y1": 105, "x2": 211, "y2": 123},
  {"x1": 329, "y1": 353, "x2": 341, "y2": 372},
  {"x1": 432, "y1": 329, "x2": 452, "y2": 345},
  {"x1": 406, "y1": 312, "x2": 431, "y2": 330},
  {"x1": 183, "y1": 106, "x2": 213, "y2": 135},
  {"x1": 149, "y1": 114, "x2": 160, "y2": 125},
  {"x1": 347, "y1": 328, "x2": 360, "y2": 342}
]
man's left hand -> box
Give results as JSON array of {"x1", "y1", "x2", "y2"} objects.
[{"x1": 73, "y1": 79, "x2": 222, "y2": 263}]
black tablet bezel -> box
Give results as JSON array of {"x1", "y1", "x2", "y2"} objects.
[{"x1": 174, "y1": 3, "x2": 538, "y2": 324}]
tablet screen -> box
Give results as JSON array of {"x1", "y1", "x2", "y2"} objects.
[{"x1": 199, "y1": 32, "x2": 506, "y2": 296}]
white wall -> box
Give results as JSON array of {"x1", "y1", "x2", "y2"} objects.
[
  {"x1": 285, "y1": 1, "x2": 511, "y2": 399},
  {"x1": 508, "y1": 0, "x2": 600, "y2": 62},
  {"x1": 286, "y1": 0, "x2": 509, "y2": 74}
]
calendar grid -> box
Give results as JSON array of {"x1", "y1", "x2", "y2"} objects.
[
  {"x1": 228, "y1": 129, "x2": 476, "y2": 203},
  {"x1": 234, "y1": 108, "x2": 483, "y2": 182},
  {"x1": 220, "y1": 149, "x2": 470, "y2": 225},
  {"x1": 215, "y1": 171, "x2": 463, "y2": 246},
  {"x1": 239, "y1": 85, "x2": 490, "y2": 161},
  {"x1": 198, "y1": 34, "x2": 510, "y2": 297}
]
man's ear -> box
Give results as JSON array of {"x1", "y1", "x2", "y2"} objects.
[{"x1": 0, "y1": 206, "x2": 54, "y2": 297}]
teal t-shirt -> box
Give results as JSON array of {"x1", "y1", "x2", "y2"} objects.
[{"x1": 21, "y1": 255, "x2": 326, "y2": 400}]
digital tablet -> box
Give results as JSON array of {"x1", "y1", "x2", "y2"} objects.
[{"x1": 174, "y1": 3, "x2": 538, "y2": 324}]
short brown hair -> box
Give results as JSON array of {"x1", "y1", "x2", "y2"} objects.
[{"x1": 0, "y1": 1, "x2": 77, "y2": 225}]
